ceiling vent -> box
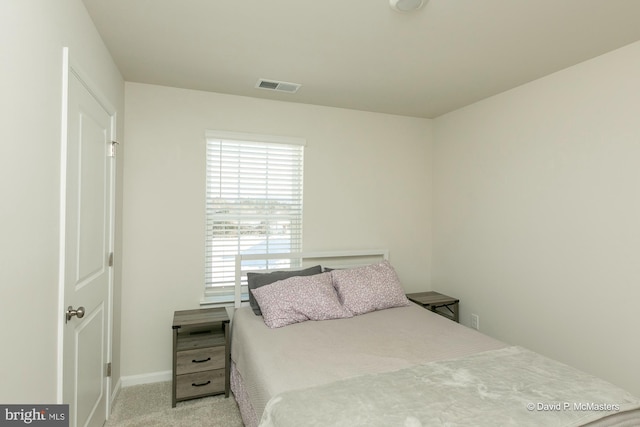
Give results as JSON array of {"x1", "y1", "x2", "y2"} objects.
[{"x1": 255, "y1": 79, "x2": 301, "y2": 94}]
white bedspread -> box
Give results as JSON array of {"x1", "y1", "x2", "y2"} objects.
[{"x1": 258, "y1": 346, "x2": 640, "y2": 427}]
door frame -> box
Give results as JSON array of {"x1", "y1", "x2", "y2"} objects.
[{"x1": 56, "y1": 46, "x2": 118, "y2": 418}]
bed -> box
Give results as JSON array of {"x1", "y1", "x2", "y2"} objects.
[{"x1": 229, "y1": 251, "x2": 640, "y2": 427}]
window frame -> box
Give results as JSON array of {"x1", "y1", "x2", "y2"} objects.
[{"x1": 202, "y1": 130, "x2": 306, "y2": 306}]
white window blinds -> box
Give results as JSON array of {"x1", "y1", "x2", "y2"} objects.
[{"x1": 204, "y1": 131, "x2": 305, "y2": 303}]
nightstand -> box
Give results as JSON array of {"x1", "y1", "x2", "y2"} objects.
[
  {"x1": 406, "y1": 291, "x2": 459, "y2": 323},
  {"x1": 172, "y1": 308, "x2": 230, "y2": 407}
]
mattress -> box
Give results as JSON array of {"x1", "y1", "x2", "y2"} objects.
[{"x1": 230, "y1": 304, "x2": 640, "y2": 426}]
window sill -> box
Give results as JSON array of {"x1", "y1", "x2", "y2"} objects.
[{"x1": 200, "y1": 293, "x2": 248, "y2": 308}]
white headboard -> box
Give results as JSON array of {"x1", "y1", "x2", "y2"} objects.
[{"x1": 234, "y1": 249, "x2": 389, "y2": 308}]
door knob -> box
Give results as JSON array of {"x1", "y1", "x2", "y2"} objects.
[{"x1": 66, "y1": 306, "x2": 85, "y2": 323}]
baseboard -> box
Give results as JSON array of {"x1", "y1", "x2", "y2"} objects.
[
  {"x1": 110, "y1": 377, "x2": 121, "y2": 403},
  {"x1": 109, "y1": 377, "x2": 121, "y2": 414},
  {"x1": 120, "y1": 370, "x2": 172, "y2": 388}
]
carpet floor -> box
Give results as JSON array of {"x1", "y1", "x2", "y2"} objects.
[{"x1": 105, "y1": 381, "x2": 244, "y2": 427}]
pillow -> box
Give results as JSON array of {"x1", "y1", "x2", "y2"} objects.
[
  {"x1": 250, "y1": 272, "x2": 352, "y2": 328},
  {"x1": 247, "y1": 265, "x2": 322, "y2": 315},
  {"x1": 330, "y1": 260, "x2": 410, "y2": 316}
]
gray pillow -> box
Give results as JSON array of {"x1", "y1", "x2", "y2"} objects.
[{"x1": 248, "y1": 265, "x2": 322, "y2": 315}]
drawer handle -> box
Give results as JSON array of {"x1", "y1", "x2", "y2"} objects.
[
  {"x1": 192, "y1": 380, "x2": 211, "y2": 387},
  {"x1": 192, "y1": 357, "x2": 211, "y2": 364}
]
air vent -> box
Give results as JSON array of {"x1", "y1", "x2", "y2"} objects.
[{"x1": 255, "y1": 79, "x2": 301, "y2": 94}]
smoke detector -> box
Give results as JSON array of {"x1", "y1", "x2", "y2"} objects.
[
  {"x1": 390, "y1": 0, "x2": 426, "y2": 13},
  {"x1": 255, "y1": 79, "x2": 301, "y2": 94}
]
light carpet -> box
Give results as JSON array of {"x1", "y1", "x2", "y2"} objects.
[{"x1": 106, "y1": 381, "x2": 244, "y2": 427}]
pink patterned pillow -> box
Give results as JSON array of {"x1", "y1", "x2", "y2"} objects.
[
  {"x1": 330, "y1": 260, "x2": 410, "y2": 316},
  {"x1": 251, "y1": 272, "x2": 353, "y2": 328}
]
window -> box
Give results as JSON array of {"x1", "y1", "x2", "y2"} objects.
[{"x1": 204, "y1": 131, "x2": 305, "y2": 303}]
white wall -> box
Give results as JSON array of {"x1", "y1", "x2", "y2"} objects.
[
  {"x1": 0, "y1": 1, "x2": 124, "y2": 403},
  {"x1": 121, "y1": 82, "x2": 432, "y2": 377},
  {"x1": 433, "y1": 41, "x2": 640, "y2": 396}
]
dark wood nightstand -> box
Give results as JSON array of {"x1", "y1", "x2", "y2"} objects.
[
  {"x1": 172, "y1": 308, "x2": 230, "y2": 407},
  {"x1": 406, "y1": 291, "x2": 459, "y2": 323}
]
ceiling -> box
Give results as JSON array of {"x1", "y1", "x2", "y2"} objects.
[{"x1": 82, "y1": 0, "x2": 640, "y2": 118}]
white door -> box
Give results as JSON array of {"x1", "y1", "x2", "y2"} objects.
[{"x1": 61, "y1": 64, "x2": 115, "y2": 427}]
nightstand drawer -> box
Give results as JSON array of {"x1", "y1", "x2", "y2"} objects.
[
  {"x1": 176, "y1": 346, "x2": 225, "y2": 375},
  {"x1": 175, "y1": 369, "x2": 225, "y2": 400}
]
